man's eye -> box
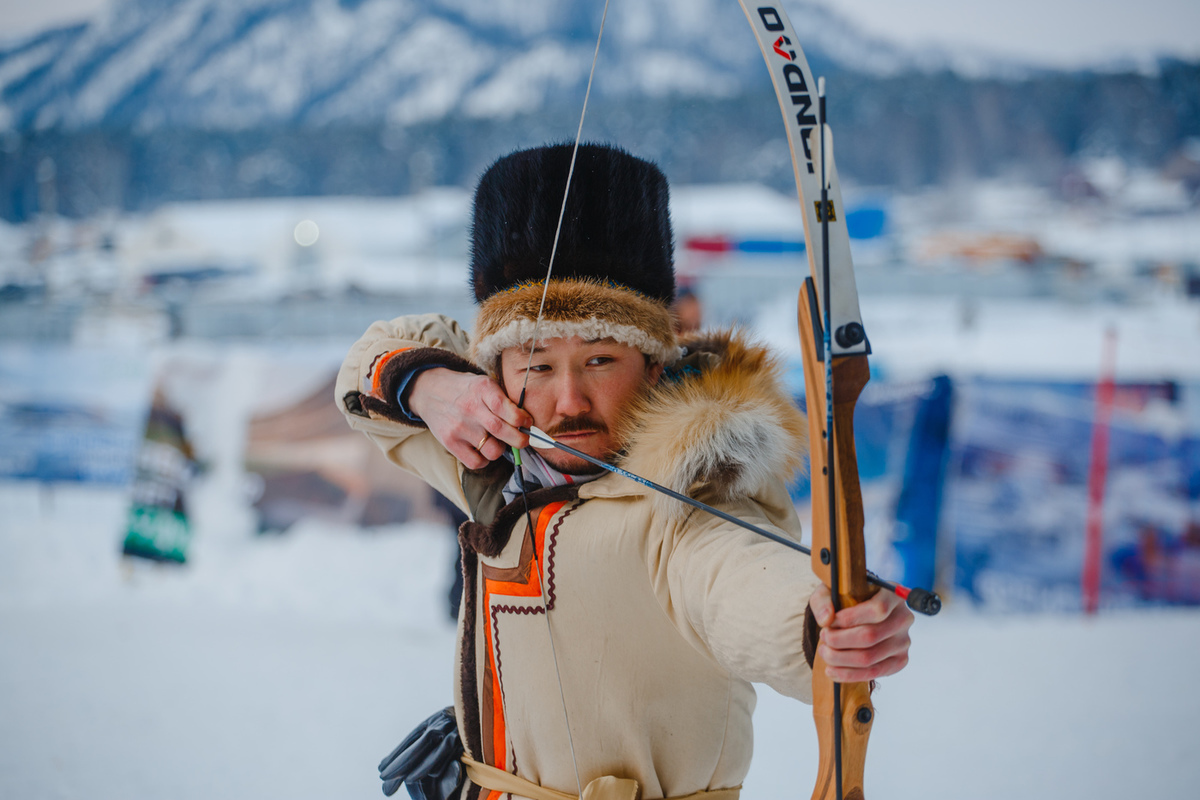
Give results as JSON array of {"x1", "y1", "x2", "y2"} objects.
[
  {"x1": 528, "y1": 364, "x2": 551, "y2": 372},
  {"x1": 588, "y1": 356, "x2": 613, "y2": 366}
]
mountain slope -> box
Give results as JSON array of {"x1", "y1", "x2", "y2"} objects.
[{"x1": 0, "y1": 0, "x2": 921, "y2": 132}]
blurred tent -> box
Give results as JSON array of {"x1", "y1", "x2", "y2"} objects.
[
  {"x1": 243, "y1": 372, "x2": 449, "y2": 533},
  {"x1": 919, "y1": 232, "x2": 1044, "y2": 266}
]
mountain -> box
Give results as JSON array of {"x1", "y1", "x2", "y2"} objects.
[
  {"x1": 0, "y1": 0, "x2": 921, "y2": 132},
  {"x1": 0, "y1": 0, "x2": 1196, "y2": 221}
]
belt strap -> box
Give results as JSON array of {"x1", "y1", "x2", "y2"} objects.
[{"x1": 462, "y1": 757, "x2": 741, "y2": 800}]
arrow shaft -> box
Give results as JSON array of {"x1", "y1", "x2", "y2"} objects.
[{"x1": 520, "y1": 427, "x2": 938, "y2": 612}]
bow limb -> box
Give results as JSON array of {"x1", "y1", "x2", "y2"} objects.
[{"x1": 735, "y1": 5, "x2": 876, "y2": 800}]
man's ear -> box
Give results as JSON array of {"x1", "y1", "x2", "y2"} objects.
[{"x1": 647, "y1": 361, "x2": 664, "y2": 386}]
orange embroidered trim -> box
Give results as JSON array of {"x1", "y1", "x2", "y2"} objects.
[
  {"x1": 367, "y1": 347, "x2": 413, "y2": 397},
  {"x1": 481, "y1": 501, "x2": 566, "y2": 771}
]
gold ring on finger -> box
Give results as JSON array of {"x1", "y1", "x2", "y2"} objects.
[{"x1": 477, "y1": 435, "x2": 489, "y2": 452}]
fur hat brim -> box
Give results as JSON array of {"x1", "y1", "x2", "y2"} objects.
[{"x1": 471, "y1": 278, "x2": 680, "y2": 372}]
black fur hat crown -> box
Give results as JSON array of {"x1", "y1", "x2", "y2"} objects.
[{"x1": 469, "y1": 143, "x2": 680, "y2": 370}]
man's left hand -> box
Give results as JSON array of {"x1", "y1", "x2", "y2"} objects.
[{"x1": 808, "y1": 584, "x2": 913, "y2": 683}]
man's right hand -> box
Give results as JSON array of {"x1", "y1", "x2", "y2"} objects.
[{"x1": 407, "y1": 368, "x2": 532, "y2": 469}]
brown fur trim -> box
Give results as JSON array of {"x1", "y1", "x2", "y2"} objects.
[
  {"x1": 457, "y1": 536, "x2": 483, "y2": 761},
  {"x1": 470, "y1": 278, "x2": 678, "y2": 371},
  {"x1": 357, "y1": 347, "x2": 484, "y2": 427},
  {"x1": 616, "y1": 328, "x2": 809, "y2": 521},
  {"x1": 459, "y1": 484, "x2": 581, "y2": 558}
]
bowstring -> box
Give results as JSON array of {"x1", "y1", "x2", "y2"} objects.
[
  {"x1": 512, "y1": 1, "x2": 612, "y2": 795},
  {"x1": 518, "y1": 0, "x2": 612, "y2": 400},
  {"x1": 817, "y1": 77, "x2": 845, "y2": 800}
]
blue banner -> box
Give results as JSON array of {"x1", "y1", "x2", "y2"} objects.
[
  {"x1": 787, "y1": 367, "x2": 952, "y2": 587},
  {"x1": 947, "y1": 379, "x2": 1200, "y2": 611}
]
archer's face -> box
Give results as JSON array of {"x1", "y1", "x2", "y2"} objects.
[{"x1": 500, "y1": 336, "x2": 663, "y2": 474}]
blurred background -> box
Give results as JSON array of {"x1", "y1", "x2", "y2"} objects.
[{"x1": 1, "y1": 1, "x2": 1198, "y2": 798}]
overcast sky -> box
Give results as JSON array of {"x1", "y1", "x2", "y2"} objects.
[
  {"x1": 815, "y1": 0, "x2": 1200, "y2": 67},
  {"x1": 1, "y1": 0, "x2": 1198, "y2": 68}
]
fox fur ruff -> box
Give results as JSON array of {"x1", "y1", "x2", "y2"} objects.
[{"x1": 615, "y1": 328, "x2": 808, "y2": 521}]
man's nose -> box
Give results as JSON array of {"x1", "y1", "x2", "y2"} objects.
[{"x1": 555, "y1": 371, "x2": 591, "y2": 418}]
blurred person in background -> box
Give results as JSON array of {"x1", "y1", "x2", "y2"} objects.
[
  {"x1": 671, "y1": 284, "x2": 703, "y2": 335},
  {"x1": 336, "y1": 144, "x2": 913, "y2": 800}
]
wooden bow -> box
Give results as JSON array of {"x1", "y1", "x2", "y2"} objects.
[
  {"x1": 736, "y1": 5, "x2": 876, "y2": 799},
  {"x1": 522, "y1": 5, "x2": 938, "y2": 796}
]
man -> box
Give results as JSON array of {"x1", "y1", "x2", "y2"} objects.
[{"x1": 338, "y1": 144, "x2": 912, "y2": 800}]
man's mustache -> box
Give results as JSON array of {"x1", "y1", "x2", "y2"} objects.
[{"x1": 546, "y1": 415, "x2": 608, "y2": 437}]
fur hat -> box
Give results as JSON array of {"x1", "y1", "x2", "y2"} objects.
[{"x1": 469, "y1": 143, "x2": 679, "y2": 371}]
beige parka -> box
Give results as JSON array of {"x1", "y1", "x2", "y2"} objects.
[{"x1": 337, "y1": 314, "x2": 821, "y2": 800}]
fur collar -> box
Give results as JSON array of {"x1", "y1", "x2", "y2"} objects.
[{"x1": 614, "y1": 329, "x2": 808, "y2": 520}]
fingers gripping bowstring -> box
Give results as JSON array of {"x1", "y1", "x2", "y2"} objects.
[{"x1": 510, "y1": 2, "x2": 611, "y2": 795}]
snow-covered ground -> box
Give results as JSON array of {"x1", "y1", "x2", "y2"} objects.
[
  {"x1": 3, "y1": 176, "x2": 1199, "y2": 798},
  {"x1": 0, "y1": 481, "x2": 459, "y2": 800},
  {"x1": 2, "y1": 482, "x2": 1198, "y2": 800}
]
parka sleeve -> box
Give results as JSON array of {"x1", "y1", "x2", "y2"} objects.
[
  {"x1": 655, "y1": 496, "x2": 822, "y2": 703},
  {"x1": 335, "y1": 313, "x2": 477, "y2": 515}
]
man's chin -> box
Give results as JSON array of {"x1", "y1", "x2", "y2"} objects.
[{"x1": 542, "y1": 450, "x2": 605, "y2": 477}]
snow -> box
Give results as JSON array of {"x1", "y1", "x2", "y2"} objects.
[
  {"x1": 0, "y1": 37, "x2": 62, "y2": 106},
  {"x1": 463, "y1": 42, "x2": 582, "y2": 119},
  {"x1": 633, "y1": 53, "x2": 742, "y2": 98},
  {"x1": 2, "y1": 171, "x2": 1199, "y2": 797},
  {"x1": 2, "y1": 293, "x2": 1199, "y2": 797},
  {"x1": 2, "y1": 481, "x2": 1198, "y2": 799},
  {"x1": 754, "y1": 294, "x2": 1200, "y2": 382},
  {"x1": 750, "y1": 607, "x2": 1200, "y2": 799},
  {"x1": 672, "y1": 184, "x2": 806, "y2": 238},
  {"x1": 0, "y1": 486, "x2": 458, "y2": 800},
  {"x1": 111, "y1": 190, "x2": 472, "y2": 296},
  {"x1": 72, "y1": 1, "x2": 206, "y2": 126}
]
